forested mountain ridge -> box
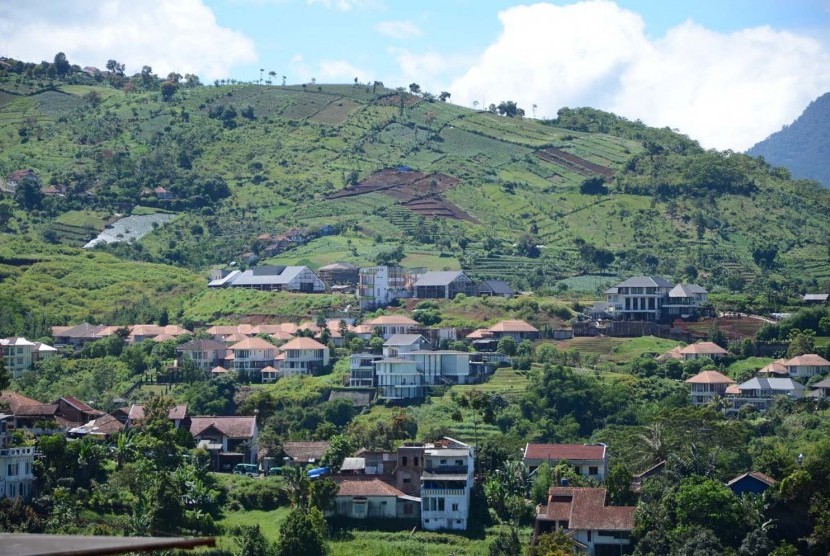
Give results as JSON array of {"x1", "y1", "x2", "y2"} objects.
[
  {"x1": 1, "y1": 55, "x2": 830, "y2": 304},
  {"x1": 748, "y1": 92, "x2": 830, "y2": 188}
]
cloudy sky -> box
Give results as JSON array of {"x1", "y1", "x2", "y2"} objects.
[{"x1": 1, "y1": 0, "x2": 829, "y2": 151}]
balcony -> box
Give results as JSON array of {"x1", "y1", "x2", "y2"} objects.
[
  {"x1": 421, "y1": 488, "x2": 466, "y2": 497},
  {"x1": 424, "y1": 465, "x2": 468, "y2": 474}
]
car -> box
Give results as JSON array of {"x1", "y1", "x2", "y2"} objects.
[
  {"x1": 232, "y1": 463, "x2": 259, "y2": 477},
  {"x1": 266, "y1": 466, "x2": 282, "y2": 476}
]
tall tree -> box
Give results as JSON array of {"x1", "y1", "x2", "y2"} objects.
[
  {"x1": 276, "y1": 507, "x2": 327, "y2": 556},
  {"x1": 53, "y1": 52, "x2": 70, "y2": 77}
]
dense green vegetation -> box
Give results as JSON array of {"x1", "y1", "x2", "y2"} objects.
[{"x1": 2, "y1": 55, "x2": 830, "y2": 302}]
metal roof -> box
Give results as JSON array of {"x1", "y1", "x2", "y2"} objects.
[
  {"x1": 414, "y1": 270, "x2": 467, "y2": 287},
  {"x1": 229, "y1": 266, "x2": 309, "y2": 286},
  {"x1": 614, "y1": 276, "x2": 673, "y2": 288}
]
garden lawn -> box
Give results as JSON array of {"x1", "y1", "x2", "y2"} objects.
[{"x1": 726, "y1": 357, "x2": 774, "y2": 379}]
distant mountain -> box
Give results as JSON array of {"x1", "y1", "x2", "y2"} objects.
[{"x1": 747, "y1": 92, "x2": 830, "y2": 188}]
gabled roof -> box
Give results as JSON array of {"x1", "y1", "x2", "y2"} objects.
[
  {"x1": 477, "y1": 280, "x2": 514, "y2": 295},
  {"x1": 206, "y1": 324, "x2": 255, "y2": 336},
  {"x1": 727, "y1": 471, "x2": 777, "y2": 487},
  {"x1": 0, "y1": 337, "x2": 35, "y2": 347},
  {"x1": 51, "y1": 323, "x2": 107, "y2": 339},
  {"x1": 318, "y1": 262, "x2": 358, "y2": 271},
  {"x1": 738, "y1": 377, "x2": 805, "y2": 393},
  {"x1": 69, "y1": 414, "x2": 125, "y2": 437},
  {"x1": 189, "y1": 416, "x2": 256, "y2": 439},
  {"x1": 678, "y1": 342, "x2": 728, "y2": 355},
  {"x1": 177, "y1": 339, "x2": 227, "y2": 352},
  {"x1": 0, "y1": 391, "x2": 57, "y2": 417},
  {"x1": 669, "y1": 283, "x2": 707, "y2": 297},
  {"x1": 127, "y1": 404, "x2": 188, "y2": 421},
  {"x1": 280, "y1": 337, "x2": 327, "y2": 351},
  {"x1": 384, "y1": 334, "x2": 427, "y2": 346},
  {"x1": 58, "y1": 396, "x2": 100, "y2": 415},
  {"x1": 129, "y1": 324, "x2": 191, "y2": 337},
  {"x1": 614, "y1": 276, "x2": 673, "y2": 288},
  {"x1": 465, "y1": 328, "x2": 492, "y2": 340},
  {"x1": 758, "y1": 360, "x2": 788, "y2": 376},
  {"x1": 283, "y1": 441, "x2": 329, "y2": 462},
  {"x1": 227, "y1": 266, "x2": 315, "y2": 287},
  {"x1": 211, "y1": 365, "x2": 230, "y2": 373},
  {"x1": 524, "y1": 443, "x2": 606, "y2": 461},
  {"x1": 414, "y1": 270, "x2": 468, "y2": 287},
  {"x1": 152, "y1": 334, "x2": 176, "y2": 343},
  {"x1": 488, "y1": 320, "x2": 539, "y2": 333},
  {"x1": 539, "y1": 487, "x2": 635, "y2": 531},
  {"x1": 229, "y1": 337, "x2": 276, "y2": 351},
  {"x1": 785, "y1": 354, "x2": 830, "y2": 366},
  {"x1": 336, "y1": 478, "x2": 406, "y2": 498},
  {"x1": 685, "y1": 370, "x2": 735, "y2": 384},
  {"x1": 364, "y1": 315, "x2": 418, "y2": 326},
  {"x1": 812, "y1": 377, "x2": 830, "y2": 389}
]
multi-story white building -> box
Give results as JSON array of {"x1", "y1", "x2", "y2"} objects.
[
  {"x1": 730, "y1": 377, "x2": 805, "y2": 412},
  {"x1": 784, "y1": 354, "x2": 830, "y2": 378},
  {"x1": 375, "y1": 358, "x2": 423, "y2": 400},
  {"x1": 349, "y1": 353, "x2": 382, "y2": 388},
  {"x1": 353, "y1": 349, "x2": 473, "y2": 400},
  {"x1": 176, "y1": 339, "x2": 227, "y2": 371},
  {"x1": 383, "y1": 334, "x2": 430, "y2": 357},
  {"x1": 358, "y1": 266, "x2": 424, "y2": 310},
  {"x1": 605, "y1": 276, "x2": 707, "y2": 322},
  {"x1": 278, "y1": 337, "x2": 330, "y2": 377},
  {"x1": 1, "y1": 337, "x2": 57, "y2": 378},
  {"x1": 0, "y1": 414, "x2": 35, "y2": 500},
  {"x1": 420, "y1": 438, "x2": 474, "y2": 531}
]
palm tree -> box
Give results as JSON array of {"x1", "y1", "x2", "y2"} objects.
[
  {"x1": 268, "y1": 70, "x2": 276, "y2": 84},
  {"x1": 114, "y1": 430, "x2": 136, "y2": 469},
  {"x1": 637, "y1": 422, "x2": 667, "y2": 467}
]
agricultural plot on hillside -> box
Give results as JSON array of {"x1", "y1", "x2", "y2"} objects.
[
  {"x1": 535, "y1": 147, "x2": 614, "y2": 178},
  {"x1": 309, "y1": 97, "x2": 362, "y2": 125},
  {"x1": 34, "y1": 91, "x2": 85, "y2": 117},
  {"x1": 0, "y1": 91, "x2": 19, "y2": 109},
  {"x1": 438, "y1": 127, "x2": 532, "y2": 166},
  {"x1": 456, "y1": 112, "x2": 560, "y2": 147}
]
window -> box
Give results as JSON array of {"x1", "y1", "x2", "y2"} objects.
[
  {"x1": 403, "y1": 478, "x2": 411, "y2": 484},
  {"x1": 589, "y1": 466, "x2": 598, "y2": 475},
  {"x1": 438, "y1": 498, "x2": 445, "y2": 511},
  {"x1": 451, "y1": 503, "x2": 459, "y2": 512},
  {"x1": 440, "y1": 459, "x2": 447, "y2": 464},
  {"x1": 403, "y1": 503, "x2": 413, "y2": 515},
  {"x1": 414, "y1": 457, "x2": 419, "y2": 466},
  {"x1": 587, "y1": 531, "x2": 592, "y2": 542},
  {"x1": 8, "y1": 463, "x2": 18, "y2": 476},
  {"x1": 455, "y1": 459, "x2": 463, "y2": 466},
  {"x1": 402, "y1": 456, "x2": 408, "y2": 466}
]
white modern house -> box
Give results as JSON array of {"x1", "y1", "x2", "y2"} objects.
[
  {"x1": 408, "y1": 351, "x2": 472, "y2": 385},
  {"x1": 0, "y1": 414, "x2": 35, "y2": 500},
  {"x1": 349, "y1": 353, "x2": 383, "y2": 388},
  {"x1": 730, "y1": 377, "x2": 805, "y2": 412},
  {"x1": 375, "y1": 358, "x2": 424, "y2": 400},
  {"x1": 605, "y1": 276, "x2": 707, "y2": 322},
  {"x1": 352, "y1": 349, "x2": 473, "y2": 399},
  {"x1": 383, "y1": 334, "x2": 430, "y2": 357},
  {"x1": 420, "y1": 438, "x2": 474, "y2": 531},
  {"x1": 176, "y1": 339, "x2": 227, "y2": 371},
  {"x1": 277, "y1": 337, "x2": 330, "y2": 377}
]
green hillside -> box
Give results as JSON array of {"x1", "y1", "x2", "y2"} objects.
[{"x1": 1, "y1": 60, "x2": 830, "y2": 302}]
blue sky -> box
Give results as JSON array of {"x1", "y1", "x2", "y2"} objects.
[{"x1": 2, "y1": 0, "x2": 830, "y2": 149}]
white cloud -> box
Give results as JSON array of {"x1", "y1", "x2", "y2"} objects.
[
  {"x1": 306, "y1": 0, "x2": 383, "y2": 11},
  {"x1": 387, "y1": 48, "x2": 475, "y2": 95},
  {"x1": 290, "y1": 54, "x2": 369, "y2": 83},
  {"x1": 0, "y1": 0, "x2": 257, "y2": 81},
  {"x1": 375, "y1": 20, "x2": 422, "y2": 39},
  {"x1": 447, "y1": 1, "x2": 830, "y2": 150}
]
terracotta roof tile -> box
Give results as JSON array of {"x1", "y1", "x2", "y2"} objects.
[
  {"x1": 786, "y1": 354, "x2": 830, "y2": 367},
  {"x1": 679, "y1": 342, "x2": 728, "y2": 355},
  {"x1": 283, "y1": 441, "x2": 329, "y2": 462},
  {"x1": 189, "y1": 416, "x2": 256, "y2": 439},
  {"x1": 229, "y1": 337, "x2": 277, "y2": 351},
  {"x1": 685, "y1": 370, "x2": 735, "y2": 384},
  {"x1": 280, "y1": 337, "x2": 327, "y2": 351},
  {"x1": 365, "y1": 315, "x2": 418, "y2": 326},
  {"x1": 336, "y1": 478, "x2": 405, "y2": 497},
  {"x1": 488, "y1": 320, "x2": 539, "y2": 333}
]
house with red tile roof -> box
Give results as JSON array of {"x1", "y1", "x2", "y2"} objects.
[
  {"x1": 534, "y1": 486, "x2": 636, "y2": 555},
  {"x1": 685, "y1": 370, "x2": 735, "y2": 406},
  {"x1": 784, "y1": 353, "x2": 830, "y2": 378},
  {"x1": 487, "y1": 320, "x2": 540, "y2": 341},
  {"x1": 363, "y1": 315, "x2": 418, "y2": 339},
  {"x1": 333, "y1": 479, "x2": 420, "y2": 520},
  {"x1": 523, "y1": 444, "x2": 608, "y2": 481},
  {"x1": 278, "y1": 337, "x2": 330, "y2": 377},
  {"x1": 228, "y1": 337, "x2": 277, "y2": 379},
  {"x1": 126, "y1": 404, "x2": 189, "y2": 429},
  {"x1": 757, "y1": 359, "x2": 788, "y2": 376},
  {"x1": 189, "y1": 416, "x2": 258, "y2": 469},
  {"x1": 677, "y1": 341, "x2": 728, "y2": 361}
]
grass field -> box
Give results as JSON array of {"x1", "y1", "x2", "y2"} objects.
[
  {"x1": 182, "y1": 289, "x2": 352, "y2": 323},
  {"x1": 726, "y1": 357, "x2": 775, "y2": 379},
  {"x1": 449, "y1": 367, "x2": 530, "y2": 400},
  {"x1": 215, "y1": 506, "x2": 530, "y2": 555}
]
